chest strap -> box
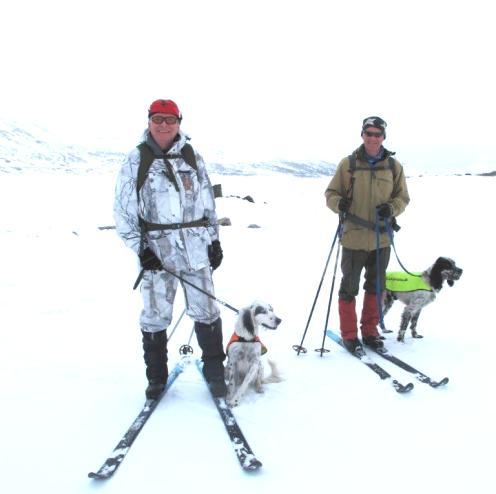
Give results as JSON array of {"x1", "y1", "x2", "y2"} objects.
[
  {"x1": 346, "y1": 213, "x2": 388, "y2": 233},
  {"x1": 139, "y1": 217, "x2": 210, "y2": 232}
]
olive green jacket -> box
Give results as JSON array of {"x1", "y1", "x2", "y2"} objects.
[{"x1": 325, "y1": 145, "x2": 410, "y2": 251}]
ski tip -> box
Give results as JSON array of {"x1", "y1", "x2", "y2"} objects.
[
  {"x1": 88, "y1": 471, "x2": 110, "y2": 480},
  {"x1": 430, "y1": 377, "x2": 449, "y2": 388},
  {"x1": 393, "y1": 380, "x2": 414, "y2": 393},
  {"x1": 243, "y1": 458, "x2": 263, "y2": 472}
]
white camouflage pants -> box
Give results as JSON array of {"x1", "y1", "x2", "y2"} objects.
[{"x1": 140, "y1": 266, "x2": 220, "y2": 333}]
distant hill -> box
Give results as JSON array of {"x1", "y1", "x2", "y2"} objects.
[
  {"x1": 0, "y1": 118, "x2": 120, "y2": 174},
  {"x1": 205, "y1": 159, "x2": 336, "y2": 177},
  {"x1": 0, "y1": 118, "x2": 336, "y2": 177}
]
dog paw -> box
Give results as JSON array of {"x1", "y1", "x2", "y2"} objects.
[{"x1": 412, "y1": 334, "x2": 424, "y2": 339}]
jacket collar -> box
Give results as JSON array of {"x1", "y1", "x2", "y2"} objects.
[
  {"x1": 142, "y1": 129, "x2": 188, "y2": 156},
  {"x1": 355, "y1": 144, "x2": 395, "y2": 163}
]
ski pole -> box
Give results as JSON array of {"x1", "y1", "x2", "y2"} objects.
[
  {"x1": 292, "y1": 221, "x2": 342, "y2": 355},
  {"x1": 315, "y1": 239, "x2": 342, "y2": 356},
  {"x1": 179, "y1": 324, "x2": 195, "y2": 355},
  {"x1": 133, "y1": 269, "x2": 145, "y2": 290},
  {"x1": 299, "y1": 179, "x2": 353, "y2": 355},
  {"x1": 137, "y1": 263, "x2": 240, "y2": 314},
  {"x1": 375, "y1": 211, "x2": 388, "y2": 333},
  {"x1": 167, "y1": 308, "x2": 187, "y2": 343}
]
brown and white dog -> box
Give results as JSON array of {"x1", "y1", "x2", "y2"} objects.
[
  {"x1": 383, "y1": 257, "x2": 463, "y2": 342},
  {"x1": 225, "y1": 302, "x2": 282, "y2": 407}
]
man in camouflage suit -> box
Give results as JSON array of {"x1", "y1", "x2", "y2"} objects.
[
  {"x1": 325, "y1": 116, "x2": 410, "y2": 355},
  {"x1": 114, "y1": 99, "x2": 226, "y2": 399}
]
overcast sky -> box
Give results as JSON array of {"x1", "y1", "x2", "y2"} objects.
[{"x1": 1, "y1": 0, "x2": 494, "y2": 173}]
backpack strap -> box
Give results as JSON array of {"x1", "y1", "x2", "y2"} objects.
[
  {"x1": 160, "y1": 143, "x2": 198, "y2": 171},
  {"x1": 347, "y1": 153, "x2": 396, "y2": 178},
  {"x1": 136, "y1": 142, "x2": 156, "y2": 195},
  {"x1": 388, "y1": 156, "x2": 395, "y2": 172},
  {"x1": 136, "y1": 142, "x2": 198, "y2": 195},
  {"x1": 344, "y1": 153, "x2": 398, "y2": 232},
  {"x1": 135, "y1": 141, "x2": 200, "y2": 256},
  {"x1": 348, "y1": 154, "x2": 357, "y2": 174},
  {"x1": 180, "y1": 143, "x2": 197, "y2": 171}
]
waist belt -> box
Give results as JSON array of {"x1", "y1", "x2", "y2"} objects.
[
  {"x1": 140, "y1": 217, "x2": 210, "y2": 232},
  {"x1": 346, "y1": 213, "x2": 387, "y2": 233}
]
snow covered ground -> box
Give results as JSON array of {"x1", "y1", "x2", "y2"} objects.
[{"x1": 0, "y1": 169, "x2": 494, "y2": 494}]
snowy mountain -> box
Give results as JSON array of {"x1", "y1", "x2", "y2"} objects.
[
  {"x1": 206, "y1": 158, "x2": 336, "y2": 176},
  {"x1": 0, "y1": 118, "x2": 336, "y2": 176},
  {"x1": 0, "y1": 117, "x2": 122, "y2": 174}
]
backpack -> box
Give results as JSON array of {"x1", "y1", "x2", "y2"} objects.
[
  {"x1": 348, "y1": 153, "x2": 396, "y2": 177},
  {"x1": 344, "y1": 153, "x2": 400, "y2": 233},
  {"x1": 136, "y1": 142, "x2": 197, "y2": 194},
  {"x1": 134, "y1": 141, "x2": 202, "y2": 256}
]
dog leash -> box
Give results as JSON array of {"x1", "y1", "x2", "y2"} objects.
[
  {"x1": 375, "y1": 212, "x2": 422, "y2": 331},
  {"x1": 136, "y1": 264, "x2": 240, "y2": 314},
  {"x1": 384, "y1": 218, "x2": 421, "y2": 278}
]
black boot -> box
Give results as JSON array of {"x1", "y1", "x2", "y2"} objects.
[
  {"x1": 362, "y1": 335, "x2": 386, "y2": 353},
  {"x1": 142, "y1": 329, "x2": 168, "y2": 399},
  {"x1": 342, "y1": 338, "x2": 365, "y2": 357},
  {"x1": 194, "y1": 318, "x2": 227, "y2": 397}
]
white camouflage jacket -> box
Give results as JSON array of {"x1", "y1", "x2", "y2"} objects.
[{"x1": 113, "y1": 130, "x2": 219, "y2": 271}]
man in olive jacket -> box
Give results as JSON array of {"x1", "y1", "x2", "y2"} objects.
[{"x1": 325, "y1": 116, "x2": 410, "y2": 354}]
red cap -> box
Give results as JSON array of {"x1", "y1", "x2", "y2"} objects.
[{"x1": 148, "y1": 99, "x2": 181, "y2": 118}]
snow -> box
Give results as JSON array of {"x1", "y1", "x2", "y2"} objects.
[{"x1": 1, "y1": 168, "x2": 494, "y2": 494}]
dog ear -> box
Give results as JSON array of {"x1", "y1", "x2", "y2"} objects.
[
  {"x1": 429, "y1": 261, "x2": 443, "y2": 291},
  {"x1": 242, "y1": 309, "x2": 255, "y2": 335}
]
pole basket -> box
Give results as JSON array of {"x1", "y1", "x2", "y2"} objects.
[
  {"x1": 292, "y1": 344, "x2": 307, "y2": 354},
  {"x1": 179, "y1": 344, "x2": 194, "y2": 355},
  {"x1": 314, "y1": 347, "x2": 330, "y2": 356}
]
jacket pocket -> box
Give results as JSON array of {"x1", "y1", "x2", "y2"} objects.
[{"x1": 177, "y1": 167, "x2": 199, "y2": 199}]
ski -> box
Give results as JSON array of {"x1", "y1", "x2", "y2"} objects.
[
  {"x1": 88, "y1": 359, "x2": 186, "y2": 480},
  {"x1": 195, "y1": 360, "x2": 262, "y2": 472},
  {"x1": 365, "y1": 347, "x2": 449, "y2": 388},
  {"x1": 326, "y1": 330, "x2": 414, "y2": 394}
]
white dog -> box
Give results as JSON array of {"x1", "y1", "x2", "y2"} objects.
[{"x1": 225, "y1": 302, "x2": 282, "y2": 407}]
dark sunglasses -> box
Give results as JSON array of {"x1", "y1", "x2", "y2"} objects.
[
  {"x1": 364, "y1": 130, "x2": 384, "y2": 138},
  {"x1": 150, "y1": 115, "x2": 180, "y2": 125}
]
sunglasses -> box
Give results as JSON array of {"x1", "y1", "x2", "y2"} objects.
[
  {"x1": 150, "y1": 115, "x2": 180, "y2": 125},
  {"x1": 364, "y1": 130, "x2": 384, "y2": 138}
]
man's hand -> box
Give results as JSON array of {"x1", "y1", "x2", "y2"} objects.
[
  {"x1": 208, "y1": 240, "x2": 223, "y2": 270},
  {"x1": 338, "y1": 197, "x2": 352, "y2": 213},
  {"x1": 376, "y1": 203, "x2": 392, "y2": 218},
  {"x1": 139, "y1": 247, "x2": 163, "y2": 270}
]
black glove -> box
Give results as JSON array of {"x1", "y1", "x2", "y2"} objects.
[
  {"x1": 338, "y1": 197, "x2": 352, "y2": 213},
  {"x1": 208, "y1": 240, "x2": 223, "y2": 271},
  {"x1": 139, "y1": 247, "x2": 163, "y2": 270},
  {"x1": 376, "y1": 203, "x2": 392, "y2": 218}
]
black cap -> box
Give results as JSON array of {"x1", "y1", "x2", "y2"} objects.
[{"x1": 362, "y1": 116, "x2": 387, "y2": 132}]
